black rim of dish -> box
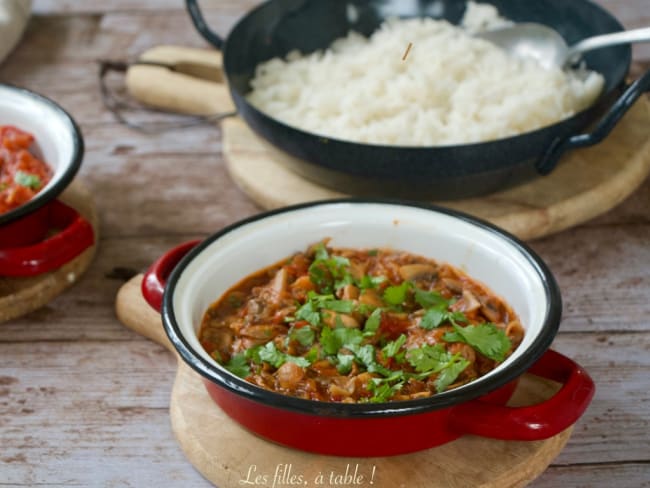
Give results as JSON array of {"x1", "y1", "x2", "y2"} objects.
[
  {"x1": 0, "y1": 83, "x2": 85, "y2": 226},
  {"x1": 162, "y1": 199, "x2": 563, "y2": 418},
  {"x1": 162, "y1": 199, "x2": 562, "y2": 417}
]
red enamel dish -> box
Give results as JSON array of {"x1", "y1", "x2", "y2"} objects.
[
  {"x1": 0, "y1": 84, "x2": 94, "y2": 276},
  {"x1": 142, "y1": 201, "x2": 594, "y2": 457}
]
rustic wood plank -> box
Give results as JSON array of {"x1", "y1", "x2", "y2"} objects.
[
  {"x1": 537, "y1": 463, "x2": 650, "y2": 488},
  {"x1": 0, "y1": 341, "x2": 209, "y2": 487}
]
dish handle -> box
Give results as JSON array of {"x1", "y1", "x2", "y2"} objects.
[
  {"x1": 141, "y1": 240, "x2": 201, "y2": 312},
  {"x1": 449, "y1": 349, "x2": 595, "y2": 440},
  {"x1": 537, "y1": 68, "x2": 650, "y2": 174},
  {"x1": 186, "y1": 0, "x2": 224, "y2": 50},
  {"x1": 0, "y1": 201, "x2": 94, "y2": 277}
]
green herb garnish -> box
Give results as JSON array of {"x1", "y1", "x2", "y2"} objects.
[
  {"x1": 383, "y1": 281, "x2": 411, "y2": 306},
  {"x1": 363, "y1": 308, "x2": 383, "y2": 335},
  {"x1": 14, "y1": 171, "x2": 41, "y2": 190},
  {"x1": 223, "y1": 353, "x2": 251, "y2": 378},
  {"x1": 290, "y1": 326, "x2": 315, "y2": 347},
  {"x1": 444, "y1": 323, "x2": 511, "y2": 362},
  {"x1": 382, "y1": 334, "x2": 406, "y2": 359}
]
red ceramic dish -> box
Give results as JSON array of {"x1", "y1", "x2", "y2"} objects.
[
  {"x1": 0, "y1": 84, "x2": 94, "y2": 276},
  {"x1": 141, "y1": 202, "x2": 594, "y2": 456}
]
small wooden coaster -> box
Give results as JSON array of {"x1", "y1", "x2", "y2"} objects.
[
  {"x1": 224, "y1": 98, "x2": 650, "y2": 240},
  {"x1": 0, "y1": 180, "x2": 99, "y2": 323},
  {"x1": 116, "y1": 274, "x2": 573, "y2": 488}
]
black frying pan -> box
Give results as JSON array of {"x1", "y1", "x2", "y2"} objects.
[{"x1": 187, "y1": 0, "x2": 650, "y2": 199}]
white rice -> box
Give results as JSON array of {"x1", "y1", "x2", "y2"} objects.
[{"x1": 246, "y1": 2, "x2": 604, "y2": 146}]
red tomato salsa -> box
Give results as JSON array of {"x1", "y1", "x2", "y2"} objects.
[
  {"x1": 0, "y1": 125, "x2": 52, "y2": 215},
  {"x1": 199, "y1": 241, "x2": 525, "y2": 403}
]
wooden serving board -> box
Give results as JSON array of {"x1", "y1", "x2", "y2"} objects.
[
  {"x1": 0, "y1": 180, "x2": 99, "y2": 323},
  {"x1": 127, "y1": 46, "x2": 650, "y2": 241},
  {"x1": 116, "y1": 274, "x2": 573, "y2": 488}
]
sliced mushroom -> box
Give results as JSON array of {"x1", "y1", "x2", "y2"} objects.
[
  {"x1": 452, "y1": 289, "x2": 481, "y2": 313},
  {"x1": 201, "y1": 327, "x2": 234, "y2": 357},
  {"x1": 478, "y1": 295, "x2": 504, "y2": 323},
  {"x1": 441, "y1": 277, "x2": 463, "y2": 294},
  {"x1": 276, "y1": 362, "x2": 305, "y2": 390},
  {"x1": 398, "y1": 263, "x2": 437, "y2": 282},
  {"x1": 240, "y1": 324, "x2": 287, "y2": 341},
  {"x1": 321, "y1": 311, "x2": 360, "y2": 329},
  {"x1": 266, "y1": 267, "x2": 288, "y2": 304},
  {"x1": 359, "y1": 289, "x2": 384, "y2": 308},
  {"x1": 339, "y1": 284, "x2": 360, "y2": 300}
]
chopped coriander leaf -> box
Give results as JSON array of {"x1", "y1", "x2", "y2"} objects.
[
  {"x1": 290, "y1": 326, "x2": 315, "y2": 347},
  {"x1": 319, "y1": 326, "x2": 363, "y2": 355},
  {"x1": 419, "y1": 306, "x2": 468, "y2": 330},
  {"x1": 406, "y1": 344, "x2": 450, "y2": 373},
  {"x1": 308, "y1": 251, "x2": 351, "y2": 293},
  {"x1": 223, "y1": 353, "x2": 250, "y2": 378},
  {"x1": 419, "y1": 306, "x2": 446, "y2": 330},
  {"x1": 210, "y1": 350, "x2": 223, "y2": 363},
  {"x1": 320, "y1": 299, "x2": 355, "y2": 314},
  {"x1": 295, "y1": 301, "x2": 320, "y2": 326},
  {"x1": 313, "y1": 242, "x2": 329, "y2": 261},
  {"x1": 245, "y1": 345, "x2": 263, "y2": 364},
  {"x1": 363, "y1": 308, "x2": 383, "y2": 335},
  {"x1": 443, "y1": 323, "x2": 511, "y2": 362},
  {"x1": 334, "y1": 272, "x2": 355, "y2": 291},
  {"x1": 383, "y1": 281, "x2": 411, "y2": 306},
  {"x1": 14, "y1": 171, "x2": 41, "y2": 189},
  {"x1": 356, "y1": 303, "x2": 377, "y2": 316},
  {"x1": 347, "y1": 343, "x2": 391, "y2": 376},
  {"x1": 285, "y1": 355, "x2": 311, "y2": 368},
  {"x1": 258, "y1": 342, "x2": 311, "y2": 368},
  {"x1": 435, "y1": 355, "x2": 470, "y2": 392},
  {"x1": 413, "y1": 288, "x2": 448, "y2": 309},
  {"x1": 367, "y1": 249, "x2": 379, "y2": 256},
  {"x1": 336, "y1": 353, "x2": 355, "y2": 374},
  {"x1": 258, "y1": 342, "x2": 286, "y2": 368},
  {"x1": 382, "y1": 334, "x2": 407, "y2": 358},
  {"x1": 305, "y1": 346, "x2": 319, "y2": 363},
  {"x1": 308, "y1": 261, "x2": 332, "y2": 292},
  {"x1": 367, "y1": 375, "x2": 405, "y2": 402},
  {"x1": 359, "y1": 274, "x2": 386, "y2": 290}
]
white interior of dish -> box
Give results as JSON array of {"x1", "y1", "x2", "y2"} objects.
[
  {"x1": 0, "y1": 85, "x2": 77, "y2": 189},
  {"x1": 172, "y1": 203, "x2": 551, "y2": 388}
]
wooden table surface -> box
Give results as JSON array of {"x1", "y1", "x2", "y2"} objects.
[{"x1": 1, "y1": 1, "x2": 649, "y2": 486}]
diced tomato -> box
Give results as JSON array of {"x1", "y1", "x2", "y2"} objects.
[{"x1": 0, "y1": 126, "x2": 52, "y2": 215}]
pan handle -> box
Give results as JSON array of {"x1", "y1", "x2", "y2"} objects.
[
  {"x1": 536, "y1": 67, "x2": 650, "y2": 175},
  {"x1": 186, "y1": 0, "x2": 224, "y2": 50}
]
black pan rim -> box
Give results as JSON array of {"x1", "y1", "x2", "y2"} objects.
[
  {"x1": 162, "y1": 198, "x2": 563, "y2": 418},
  {"x1": 221, "y1": 0, "x2": 630, "y2": 153}
]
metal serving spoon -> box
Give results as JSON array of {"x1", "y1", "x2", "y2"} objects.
[{"x1": 478, "y1": 24, "x2": 650, "y2": 70}]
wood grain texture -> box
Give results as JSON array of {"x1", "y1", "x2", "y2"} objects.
[{"x1": 0, "y1": 1, "x2": 648, "y2": 487}]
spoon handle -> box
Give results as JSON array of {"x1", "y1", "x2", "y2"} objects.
[{"x1": 567, "y1": 27, "x2": 650, "y2": 63}]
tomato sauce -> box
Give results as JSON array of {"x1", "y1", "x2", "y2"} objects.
[{"x1": 0, "y1": 126, "x2": 52, "y2": 215}]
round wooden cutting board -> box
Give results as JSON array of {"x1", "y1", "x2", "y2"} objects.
[
  {"x1": 224, "y1": 98, "x2": 650, "y2": 241},
  {"x1": 0, "y1": 180, "x2": 99, "y2": 323},
  {"x1": 116, "y1": 274, "x2": 574, "y2": 488}
]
